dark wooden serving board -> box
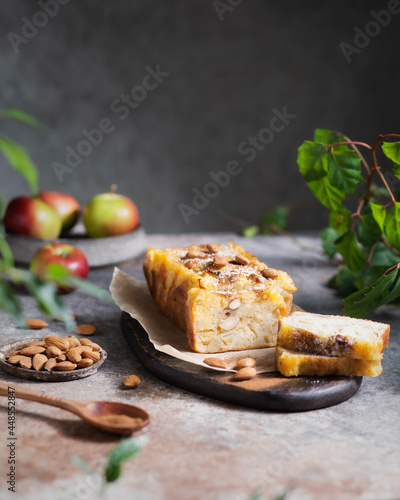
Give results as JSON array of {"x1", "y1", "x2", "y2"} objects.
[{"x1": 120, "y1": 312, "x2": 362, "y2": 412}]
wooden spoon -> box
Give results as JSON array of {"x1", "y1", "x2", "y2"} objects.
[{"x1": 0, "y1": 381, "x2": 149, "y2": 435}]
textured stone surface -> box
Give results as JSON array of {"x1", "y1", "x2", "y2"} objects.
[
  {"x1": 0, "y1": 233, "x2": 399, "y2": 500},
  {"x1": 1, "y1": 1, "x2": 400, "y2": 233}
]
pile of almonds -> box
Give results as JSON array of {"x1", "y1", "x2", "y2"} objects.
[{"x1": 6, "y1": 335, "x2": 102, "y2": 372}]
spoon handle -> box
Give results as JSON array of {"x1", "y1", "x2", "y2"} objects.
[{"x1": 0, "y1": 381, "x2": 83, "y2": 416}]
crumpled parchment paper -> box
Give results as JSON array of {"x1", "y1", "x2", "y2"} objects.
[{"x1": 110, "y1": 268, "x2": 277, "y2": 373}]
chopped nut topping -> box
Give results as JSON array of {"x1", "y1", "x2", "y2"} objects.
[
  {"x1": 206, "y1": 244, "x2": 220, "y2": 253},
  {"x1": 261, "y1": 268, "x2": 279, "y2": 279},
  {"x1": 235, "y1": 255, "x2": 250, "y2": 265},
  {"x1": 213, "y1": 255, "x2": 228, "y2": 268},
  {"x1": 249, "y1": 273, "x2": 264, "y2": 283},
  {"x1": 186, "y1": 249, "x2": 207, "y2": 259}
]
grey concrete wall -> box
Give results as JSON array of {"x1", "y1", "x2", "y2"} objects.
[{"x1": 0, "y1": 0, "x2": 399, "y2": 233}]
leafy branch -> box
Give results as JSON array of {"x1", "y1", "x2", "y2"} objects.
[{"x1": 299, "y1": 129, "x2": 400, "y2": 317}]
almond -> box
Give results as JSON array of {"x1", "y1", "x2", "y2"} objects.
[
  {"x1": 54, "y1": 361, "x2": 77, "y2": 371},
  {"x1": 213, "y1": 255, "x2": 228, "y2": 268},
  {"x1": 56, "y1": 354, "x2": 67, "y2": 362},
  {"x1": 8, "y1": 350, "x2": 21, "y2": 357},
  {"x1": 220, "y1": 316, "x2": 239, "y2": 331},
  {"x1": 235, "y1": 367, "x2": 256, "y2": 380},
  {"x1": 20, "y1": 346, "x2": 46, "y2": 357},
  {"x1": 80, "y1": 345, "x2": 94, "y2": 353},
  {"x1": 261, "y1": 268, "x2": 279, "y2": 280},
  {"x1": 124, "y1": 375, "x2": 141, "y2": 388},
  {"x1": 76, "y1": 358, "x2": 94, "y2": 368},
  {"x1": 25, "y1": 319, "x2": 48, "y2": 330},
  {"x1": 236, "y1": 357, "x2": 256, "y2": 369},
  {"x1": 7, "y1": 355, "x2": 25, "y2": 365},
  {"x1": 44, "y1": 358, "x2": 57, "y2": 371},
  {"x1": 206, "y1": 243, "x2": 220, "y2": 253},
  {"x1": 82, "y1": 350, "x2": 100, "y2": 362},
  {"x1": 186, "y1": 249, "x2": 204, "y2": 259},
  {"x1": 46, "y1": 346, "x2": 62, "y2": 358},
  {"x1": 44, "y1": 335, "x2": 70, "y2": 351},
  {"x1": 74, "y1": 324, "x2": 97, "y2": 336},
  {"x1": 26, "y1": 340, "x2": 46, "y2": 347},
  {"x1": 32, "y1": 353, "x2": 48, "y2": 371},
  {"x1": 204, "y1": 357, "x2": 228, "y2": 369},
  {"x1": 18, "y1": 356, "x2": 32, "y2": 370},
  {"x1": 228, "y1": 298, "x2": 242, "y2": 310},
  {"x1": 79, "y1": 338, "x2": 94, "y2": 346},
  {"x1": 66, "y1": 347, "x2": 82, "y2": 363},
  {"x1": 235, "y1": 254, "x2": 250, "y2": 265},
  {"x1": 66, "y1": 336, "x2": 80, "y2": 348},
  {"x1": 88, "y1": 342, "x2": 101, "y2": 352}
]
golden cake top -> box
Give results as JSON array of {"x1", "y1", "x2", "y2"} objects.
[{"x1": 162, "y1": 242, "x2": 296, "y2": 295}]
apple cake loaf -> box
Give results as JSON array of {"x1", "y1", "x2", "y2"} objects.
[{"x1": 143, "y1": 243, "x2": 296, "y2": 353}]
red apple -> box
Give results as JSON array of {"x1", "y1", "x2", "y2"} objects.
[
  {"x1": 83, "y1": 190, "x2": 140, "y2": 238},
  {"x1": 4, "y1": 196, "x2": 62, "y2": 239},
  {"x1": 39, "y1": 191, "x2": 80, "y2": 232},
  {"x1": 29, "y1": 243, "x2": 89, "y2": 294}
]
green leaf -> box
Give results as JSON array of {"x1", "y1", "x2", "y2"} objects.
[
  {"x1": 370, "y1": 242, "x2": 400, "y2": 267},
  {"x1": 327, "y1": 264, "x2": 358, "y2": 297},
  {"x1": 242, "y1": 225, "x2": 259, "y2": 238},
  {"x1": 393, "y1": 165, "x2": 400, "y2": 180},
  {"x1": 320, "y1": 227, "x2": 339, "y2": 260},
  {"x1": 9, "y1": 269, "x2": 75, "y2": 329},
  {"x1": 105, "y1": 438, "x2": 142, "y2": 483},
  {"x1": 335, "y1": 231, "x2": 366, "y2": 273},
  {"x1": 328, "y1": 149, "x2": 361, "y2": 194},
  {"x1": 382, "y1": 141, "x2": 400, "y2": 165},
  {"x1": 344, "y1": 268, "x2": 400, "y2": 317},
  {"x1": 382, "y1": 203, "x2": 400, "y2": 252},
  {"x1": 0, "y1": 233, "x2": 14, "y2": 270},
  {"x1": 370, "y1": 203, "x2": 386, "y2": 232},
  {"x1": 0, "y1": 195, "x2": 4, "y2": 219},
  {"x1": 0, "y1": 108, "x2": 44, "y2": 129},
  {"x1": 358, "y1": 204, "x2": 382, "y2": 248},
  {"x1": 297, "y1": 141, "x2": 345, "y2": 210},
  {"x1": 0, "y1": 280, "x2": 22, "y2": 322},
  {"x1": 297, "y1": 141, "x2": 328, "y2": 182},
  {"x1": 0, "y1": 135, "x2": 39, "y2": 196},
  {"x1": 313, "y1": 129, "x2": 346, "y2": 148},
  {"x1": 329, "y1": 206, "x2": 352, "y2": 234},
  {"x1": 260, "y1": 205, "x2": 289, "y2": 233},
  {"x1": 46, "y1": 263, "x2": 112, "y2": 302}
]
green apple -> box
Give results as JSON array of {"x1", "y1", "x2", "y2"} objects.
[
  {"x1": 4, "y1": 196, "x2": 62, "y2": 239},
  {"x1": 83, "y1": 191, "x2": 140, "y2": 238}
]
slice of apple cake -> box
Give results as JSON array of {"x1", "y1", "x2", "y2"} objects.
[{"x1": 143, "y1": 242, "x2": 296, "y2": 353}]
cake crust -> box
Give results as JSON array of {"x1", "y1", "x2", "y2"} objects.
[{"x1": 276, "y1": 346, "x2": 382, "y2": 377}]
